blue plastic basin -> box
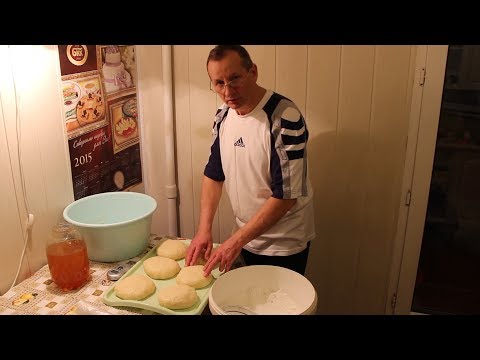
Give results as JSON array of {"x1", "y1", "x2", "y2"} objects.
[{"x1": 63, "y1": 192, "x2": 157, "y2": 262}]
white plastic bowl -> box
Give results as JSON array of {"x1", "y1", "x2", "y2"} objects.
[
  {"x1": 209, "y1": 265, "x2": 317, "y2": 315},
  {"x1": 63, "y1": 192, "x2": 157, "y2": 262}
]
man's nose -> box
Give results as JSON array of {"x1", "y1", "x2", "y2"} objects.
[{"x1": 223, "y1": 84, "x2": 234, "y2": 95}]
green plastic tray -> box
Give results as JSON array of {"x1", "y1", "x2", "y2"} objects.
[{"x1": 103, "y1": 239, "x2": 221, "y2": 315}]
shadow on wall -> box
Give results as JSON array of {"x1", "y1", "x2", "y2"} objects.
[
  {"x1": 304, "y1": 126, "x2": 337, "y2": 314},
  {"x1": 304, "y1": 119, "x2": 404, "y2": 314}
]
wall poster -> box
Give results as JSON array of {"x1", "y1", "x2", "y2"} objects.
[{"x1": 58, "y1": 45, "x2": 142, "y2": 200}]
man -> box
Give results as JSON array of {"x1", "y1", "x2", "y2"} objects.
[{"x1": 185, "y1": 45, "x2": 315, "y2": 277}]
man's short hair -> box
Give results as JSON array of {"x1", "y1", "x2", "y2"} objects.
[{"x1": 207, "y1": 45, "x2": 253, "y2": 70}]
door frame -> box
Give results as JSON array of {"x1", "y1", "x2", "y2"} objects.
[{"x1": 386, "y1": 45, "x2": 449, "y2": 314}]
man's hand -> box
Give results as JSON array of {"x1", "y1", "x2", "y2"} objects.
[
  {"x1": 185, "y1": 232, "x2": 213, "y2": 267},
  {"x1": 203, "y1": 237, "x2": 242, "y2": 276}
]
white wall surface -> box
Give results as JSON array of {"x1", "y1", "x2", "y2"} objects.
[
  {"x1": 135, "y1": 46, "x2": 170, "y2": 235},
  {"x1": 0, "y1": 46, "x2": 74, "y2": 294},
  {"x1": 173, "y1": 45, "x2": 417, "y2": 314},
  {"x1": 0, "y1": 47, "x2": 27, "y2": 295}
]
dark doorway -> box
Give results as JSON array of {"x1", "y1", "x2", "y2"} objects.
[{"x1": 412, "y1": 46, "x2": 480, "y2": 315}]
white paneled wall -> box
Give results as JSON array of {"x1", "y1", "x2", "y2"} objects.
[
  {"x1": 276, "y1": 46, "x2": 308, "y2": 113},
  {"x1": 353, "y1": 46, "x2": 415, "y2": 313},
  {"x1": 0, "y1": 48, "x2": 27, "y2": 294},
  {"x1": 305, "y1": 45, "x2": 343, "y2": 312},
  {"x1": 325, "y1": 46, "x2": 377, "y2": 313},
  {"x1": 173, "y1": 45, "x2": 417, "y2": 314},
  {"x1": 135, "y1": 46, "x2": 169, "y2": 235},
  {"x1": 246, "y1": 46, "x2": 276, "y2": 90},
  {"x1": 0, "y1": 46, "x2": 74, "y2": 295},
  {"x1": 174, "y1": 45, "x2": 220, "y2": 240}
]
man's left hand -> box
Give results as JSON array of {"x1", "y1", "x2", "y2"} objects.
[{"x1": 203, "y1": 238, "x2": 242, "y2": 276}]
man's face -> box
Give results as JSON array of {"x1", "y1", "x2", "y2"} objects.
[{"x1": 207, "y1": 51, "x2": 256, "y2": 112}]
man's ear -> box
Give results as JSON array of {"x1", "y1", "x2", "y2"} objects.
[{"x1": 251, "y1": 63, "x2": 258, "y2": 80}]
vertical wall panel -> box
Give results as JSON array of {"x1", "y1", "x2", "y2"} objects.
[
  {"x1": 276, "y1": 46, "x2": 308, "y2": 114},
  {"x1": 0, "y1": 47, "x2": 28, "y2": 294},
  {"x1": 245, "y1": 45, "x2": 276, "y2": 90},
  {"x1": 22, "y1": 46, "x2": 74, "y2": 271},
  {"x1": 173, "y1": 46, "x2": 195, "y2": 239},
  {"x1": 304, "y1": 45, "x2": 342, "y2": 313},
  {"x1": 0, "y1": 46, "x2": 74, "y2": 294},
  {"x1": 354, "y1": 46, "x2": 413, "y2": 313},
  {"x1": 327, "y1": 45, "x2": 375, "y2": 313},
  {"x1": 0, "y1": 116, "x2": 26, "y2": 294},
  {"x1": 136, "y1": 46, "x2": 169, "y2": 235}
]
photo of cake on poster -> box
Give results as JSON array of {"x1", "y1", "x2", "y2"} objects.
[
  {"x1": 57, "y1": 45, "x2": 142, "y2": 200},
  {"x1": 97, "y1": 45, "x2": 136, "y2": 96}
]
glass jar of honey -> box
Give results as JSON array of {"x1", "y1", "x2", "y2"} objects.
[{"x1": 46, "y1": 221, "x2": 91, "y2": 291}]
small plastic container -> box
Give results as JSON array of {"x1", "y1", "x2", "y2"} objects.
[{"x1": 46, "y1": 221, "x2": 91, "y2": 291}]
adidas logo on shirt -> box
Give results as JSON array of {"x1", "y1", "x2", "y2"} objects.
[{"x1": 234, "y1": 137, "x2": 245, "y2": 147}]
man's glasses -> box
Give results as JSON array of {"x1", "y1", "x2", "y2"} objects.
[{"x1": 210, "y1": 68, "x2": 252, "y2": 94}]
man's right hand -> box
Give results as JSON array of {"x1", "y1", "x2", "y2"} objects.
[{"x1": 185, "y1": 232, "x2": 213, "y2": 266}]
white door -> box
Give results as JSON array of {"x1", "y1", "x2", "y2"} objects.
[{"x1": 387, "y1": 46, "x2": 449, "y2": 314}]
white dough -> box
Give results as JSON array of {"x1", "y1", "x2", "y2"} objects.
[
  {"x1": 114, "y1": 274, "x2": 156, "y2": 300},
  {"x1": 143, "y1": 256, "x2": 180, "y2": 280},
  {"x1": 176, "y1": 265, "x2": 213, "y2": 289},
  {"x1": 157, "y1": 284, "x2": 199, "y2": 310},
  {"x1": 156, "y1": 239, "x2": 187, "y2": 260}
]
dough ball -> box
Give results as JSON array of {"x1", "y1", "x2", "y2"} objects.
[
  {"x1": 157, "y1": 284, "x2": 198, "y2": 310},
  {"x1": 156, "y1": 239, "x2": 187, "y2": 260},
  {"x1": 114, "y1": 274, "x2": 156, "y2": 300},
  {"x1": 176, "y1": 265, "x2": 213, "y2": 289},
  {"x1": 143, "y1": 256, "x2": 180, "y2": 280}
]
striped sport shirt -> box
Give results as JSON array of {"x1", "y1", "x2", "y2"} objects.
[{"x1": 204, "y1": 90, "x2": 315, "y2": 256}]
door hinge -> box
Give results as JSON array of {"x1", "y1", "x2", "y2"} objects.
[
  {"x1": 419, "y1": 67, "x2": 426, "y2": 86},
  {"x1": 405, "y1": 190, "x2": 412, "y2": 206},
  {"x1": 391, "y1": 293, "x2": 397, "y2": 312}
]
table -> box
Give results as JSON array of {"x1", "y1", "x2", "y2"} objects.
[{"x1": 0, "y1": 235, "x2": 192, "y2": 315}]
